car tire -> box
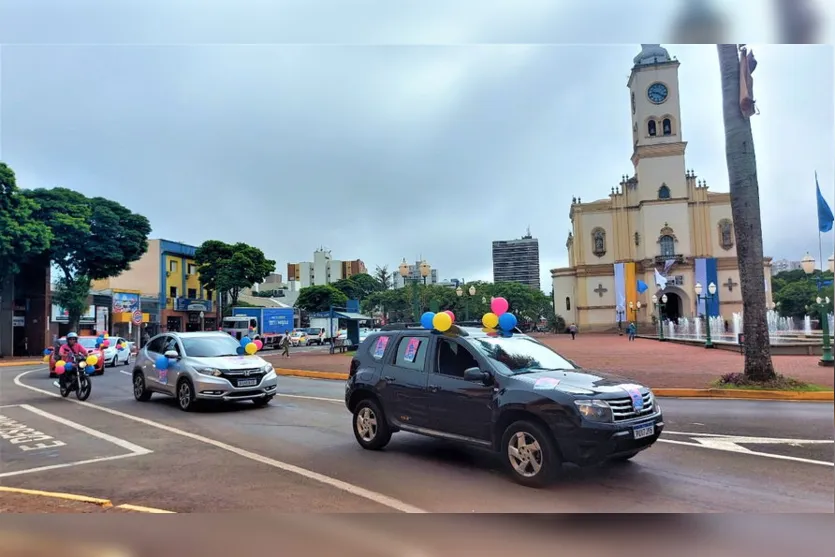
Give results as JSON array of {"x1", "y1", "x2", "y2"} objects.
[
  {"x1": 501, "y1": 420, "x2": 559, "y2": 488},
  {"x1": 352, "y1": 398, "x2": 392, "y2": 450},
  {"x1": 252, "y1": 395, "x2": 273, "y2": 408},
  {"x1": 177, "y1": 378, "x2": 197, "y2": 412},
  {"x1": 608, "y1": 451, "x2": 640, "y2": 464},
  {"x1": 133, "y1": 371, "x2": 152, "y2": 402},
  {"x1": 95, "y1": 368, "x2": 104, "y2": 376}
]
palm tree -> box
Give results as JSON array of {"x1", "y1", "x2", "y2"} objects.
[
  {"x1": 374, "y1": 265, "x2": 392, "y2": 290},
  {"x1": 717, "y1": 44, "x2": 775, "y2": 382}
]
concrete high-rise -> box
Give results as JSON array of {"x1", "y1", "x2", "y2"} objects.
[{"x1": 492, "y1": 231, "x2": 540, "y2": 289}]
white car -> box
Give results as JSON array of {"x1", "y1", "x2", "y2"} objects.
[{"x1": 103, "y1": 336, "x2": 132, "y2": 367}]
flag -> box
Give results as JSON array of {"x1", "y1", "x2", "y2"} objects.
[
  {"x1": 663, "y1": 259, "x2": 675, "y2": 275},
  {"x1": 636, "y1": 280, "x2": 648, "y2": 294},
  {"x1": 817, "y1": 172, "x2": 834, "y2": 233},
  {"x1": 654, "y1": 269, "x2": 668, "y2": 289}
]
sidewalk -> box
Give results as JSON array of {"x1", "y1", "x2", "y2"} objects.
[
  {"x1": 262, "y1": 334, "x2": 835, "y2": 389},
  {"x1": 0, "y1": 356, "x2": 45, "y2": 367},
  {"x1": 0, "y1": 487, "x2": 173, "y2": 513}
]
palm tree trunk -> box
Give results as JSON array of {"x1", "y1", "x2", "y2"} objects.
[{"x1": 717, "y1": 44, "x2": 776, "y2": 382}]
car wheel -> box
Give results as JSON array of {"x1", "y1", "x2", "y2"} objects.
[
  {"x1": 608, "y1": 451, "x2": 640, "y2": 464},
  {"x1": 501, "y1": 420, "x2": 559, "y2": 488},
  {"x1": 252, "y1": 395, "x2": 273, "y2": 408},
  {"x1": 95, "y1": 368, "x2": 104, "y2": 376},
  {"x1": 177, "y1": 378, "x2": 197, "y2": 412},
  {"x1": 352, "y1": 398, "x2": 392, "y2": 450},
  {"x1": 133, "y1": 372, "x2": 152, "y2": 402}
]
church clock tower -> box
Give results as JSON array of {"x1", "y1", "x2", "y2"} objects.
[{"x1": 627, "y1": 44, "x2": 687, "y2": 201}]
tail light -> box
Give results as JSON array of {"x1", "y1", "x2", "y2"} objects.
[{"x1": 349, "y1": 358, "x2": 360, "y2": 377}]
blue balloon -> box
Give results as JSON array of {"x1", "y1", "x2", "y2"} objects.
[
  {"x1": 64, "y1": 362, "x2": 74, "y2": 372},
  {"x1": 43, "y1": 348, "x2": 50, "y2": 355},
  {"x1": 498, "y1": 312, "x2": 517, "y2": 332},
  {"x1": 236, "y1": 346, "x2": 245, "y2": 355},
  {"x1": 240, "y1": 336, "x2": 252, "y2": 347},
  {"x1": 155, "y1": 355, "x2": 169, "y2": 370},
  {"x1": 420, "y1": 312, "x2": 436, "y2": 329}
]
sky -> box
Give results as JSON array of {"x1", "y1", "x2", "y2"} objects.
[{"x1": 1, "y1": 0, "x2": 833, "y2": 292}]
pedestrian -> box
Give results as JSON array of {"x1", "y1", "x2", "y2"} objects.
[
  {"x1": 627, "y1": 322, "x2": 636, "y2": 341},
  {"x1": 569, "y1": 323, "x2": 577, "y2": 340},
  {"x1": 281, "y1": 332, "x2": 291, "y2": 358}
]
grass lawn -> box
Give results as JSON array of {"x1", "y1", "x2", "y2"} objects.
[{"x1": 711, "y1": 373, "x2": 832, "y2": 392}]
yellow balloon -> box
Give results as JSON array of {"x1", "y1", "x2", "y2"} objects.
[
  {"x1": 482, "y1": 312, "x2": 499, "y2": 329},
  {"x1": 103, "y1": 334, "x2": 109, "y2": 339},
  {"x1": 56, "y1": 359, "x2": 66, "y2": 368},
  {"x1": 43, "y1": 355, "x2": 50, "y2": 363},
  {"x1": 245, "y1": 342, "x2": 258, "y2": 355},
  {"x1": 433, "y1": 312, "x2": 452, "y2": 332},
  {"x1": 86, "y1": 355, "x2": 98, "y2": 366}
]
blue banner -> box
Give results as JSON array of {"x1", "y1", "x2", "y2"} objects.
[{"x1": 695, "y1": 258, "x2": 719, "y2": 316}]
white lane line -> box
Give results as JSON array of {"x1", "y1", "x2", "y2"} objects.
[
  {"x1": 14, "y1": 368, "x2": 426, "y2": 514},
  {"x1": 19, "y1": 404, "x2": 150, "y2": 455},
  {"x1": 0, "y1": 453, "x2": 144, "y2": 478},
  {"x1": 278, "y1": 393, "x2": 343, "y2": 403},
  {"x1": 119, "y1": 370, "x2": 131, "y2": 376},
  {"x1": 657, "y1": 439, "x2": 833, "y2": 467}
]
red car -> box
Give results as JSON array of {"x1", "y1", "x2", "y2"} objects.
[{"x1": 47, "y1": 336, "x2": 105, "y2": 378}]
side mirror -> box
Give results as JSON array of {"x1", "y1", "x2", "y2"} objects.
[
  {"x1": 164, "y1": 350, "x2": 180, "y2": 360},
  {"x1": 464, "y1": 367, "x2": 489, "y2": 382}
]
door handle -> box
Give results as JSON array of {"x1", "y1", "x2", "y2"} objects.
[{"x1": 383, "y1": 375, "x2": 396, "y2": 383}]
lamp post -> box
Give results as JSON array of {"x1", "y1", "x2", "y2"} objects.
[
  {"x1": 399, "y1": 258, "x2": 431, "y2": 322},
  {"x1": 694, "y1": 281, "x2": 717, "y2": 349},
  {"x1": 456, "y1": 284, "x2": 477, "y2": 321},
  {"x1": 628, "y1": 301, "x2": 642, "y2": 323},
  {"x1": 800, "y1": 253, "x2": 834, "y2": 367},
  {"x1": 651, "y1": 294, "x2": 667, "y2": 341}
]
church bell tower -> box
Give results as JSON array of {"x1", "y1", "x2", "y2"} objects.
[{"x1": 627, "y1": 44, "x2": 687, "y2": 201}]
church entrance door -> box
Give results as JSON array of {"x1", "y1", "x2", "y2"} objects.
[{"x1": 662, "y1": 292, "x2": 682, "y2": 321}]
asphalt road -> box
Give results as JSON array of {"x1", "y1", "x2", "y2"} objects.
[{"x1": 1, "y1": 364, "x2": 832, "y2": 513}]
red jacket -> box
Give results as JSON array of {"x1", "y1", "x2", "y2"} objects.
[{"x1": 59, "y1": 342, "x2": 89, "y2": 362}]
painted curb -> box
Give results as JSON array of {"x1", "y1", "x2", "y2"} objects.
[
  {"x1": 274, "y1": 369, "x2": 835, "y2": 401},
  {"x1": 0, "y1": 360, "x2": 44, "y2": 368},
  {"x1": 653, "y1": 388, "x2": 834, "y2": 401},
  {"x1": 0, "y1": 486, "x2": 174, "y2": 513}
]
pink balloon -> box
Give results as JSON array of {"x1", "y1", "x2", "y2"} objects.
[
  {"x1": 254, "y1": 339, "x2": 264, "y2": 350},
  {"x1": 102, "y1": 340, "x2": 110, "y2": 348},
  {"x1": 443, "y1": 310, "x2": 455, "y2": 323},
  {"x1": 491, "y1": 297, "x2": 509, "y2": 316},
  {"x1": 55, "y1": 366, "x2": 65, "y2": 375}
]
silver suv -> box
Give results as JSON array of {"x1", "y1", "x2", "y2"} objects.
[{"x1": 132, "y1": 331, "x2": 278, "y2": 411}]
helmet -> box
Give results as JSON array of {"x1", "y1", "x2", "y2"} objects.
[{"x1": 66, "y1": 332, "x2": 78, "y2": 339}]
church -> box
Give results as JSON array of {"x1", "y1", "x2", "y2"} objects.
[{"x1": 552, "y1": 44, "x2": 773, "y2": 332}]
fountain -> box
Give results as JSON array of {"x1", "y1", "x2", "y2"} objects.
[{"x1": 804, "y1": 315, "x2": 812, "y2": 335}]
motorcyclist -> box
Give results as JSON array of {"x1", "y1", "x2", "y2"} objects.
[{"x1": 57, "y1": 332, "x2": 88, "y2": 387}]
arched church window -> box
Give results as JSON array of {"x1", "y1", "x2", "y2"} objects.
[
  {"x1": 662, "y1": 118, "x2": 672, "y2": 135},
  {"x1": 658, "y1": 184, "x2": 671, "y2": 199},
  {"x1": 591, "y1": 227, "x2": 606, "y2": 257},
  {"x1": 659, "y1": 235, "x2": 675, "y2": 257},
  {"x1": 565, "y1": 297, "x2": 571, "y2": 311},
  {"x1": 648, "y1": 120, "x2": 657, "y2": 136}
]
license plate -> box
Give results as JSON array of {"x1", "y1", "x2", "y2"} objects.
[
  {"x1": 237, "y1": 379, "x2": 258, "y2": 387},
  {"x1": 633, "y1": 423, "x2": 655, "y2": 440}
]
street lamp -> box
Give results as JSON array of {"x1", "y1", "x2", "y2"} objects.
[
  {"x1": 651, "y1": 294, "x2": 668, "y2": 341},
  {"x1": 694, "y1": 281, "x2": 717, "y2": 349},
  {"x1": 801, "y1": 253, "x2": 834, "y2": 367},
  {"x1": 828, "y1": 254, "x2": 834, "y2": 274},
  {"x1": 399, "y1": 258, "x2": 420, "y2": 322},
  {"x1": 628, "y1": 301, "x2": 642, "y2": 323},
  {"x1": 456, "y1": 284, "x2": 477, "y2": 321}
]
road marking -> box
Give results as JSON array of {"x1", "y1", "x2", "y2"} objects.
[
  {"x1": 0, "y1": 403, "x2": 151, "y2": 478},
  {"x1": 278, "y1": 393, "x2": 343, "y2": 403},
  {"x1": 0, "y1": 413, "x2": 66, "y2": 451},
  {"x1": 0, "y1": 486, "x2": 113, "y2": 507},
  {"x1": 119, "y1": 370, "x2": 131, "y2": 376},
  {"x1": 14, "y1": 368, "x2": 426, "y2": 514},
  {"x1": 116, "y1": 503, "x2": 175, "y2": 513},
  {"x1": 658, "y1": 431, "x2": 833, "y2": 467}
]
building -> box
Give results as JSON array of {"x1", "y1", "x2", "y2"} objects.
[
  {"x1": 287, "y1": 249, "x2": 367, "y2": 288},
  {"x1": 391, "y1": 261, "x2": 439, "y2": 288},
  {"x1": 492, "y1": 231, "x2": 541, "y2": 290},
  {"x1": 92, "y1": 239, "x2": 215, "y2": 333},
  {"x1": 772, "y1": 259, "x2": 802, "y2": 274},
  {"x1": 0, "y1": 255, "x2": 51, "y2": 358},
  {"x1": 551, "y1": 44, "x2": 772, "y2": 331}
]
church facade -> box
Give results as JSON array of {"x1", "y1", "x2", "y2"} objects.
[{"x1": 551, "y1": 45, "x2": 773, "y2": 331}]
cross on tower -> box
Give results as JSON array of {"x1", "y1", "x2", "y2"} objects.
[
  {"x1": 724, "y1": 277, "x2": 739, "y2": 292},
  {"x1": 594, "y1": 283, "x2": 608, "y2": 298}
]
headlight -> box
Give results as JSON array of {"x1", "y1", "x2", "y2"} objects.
[
  {"x1": 574, "y1": 399, "x2": 614, "y2": 422},
  {"x1": 262, "y1": 363, "x2": 274, "y2": 373},
  {"x1": 195, "y1": 367, "x2": 222, "y2": 377}
]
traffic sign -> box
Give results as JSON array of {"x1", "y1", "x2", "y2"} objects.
[{"x1": 132, "y1": 310, "x2": 142, "y2": 325}]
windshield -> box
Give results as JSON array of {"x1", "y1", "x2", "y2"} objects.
[
  {"x1": 466, "y1": 335, "x2": 576, "y2": 375},
  {"x1": 77, "y1": 338, "x2": 98, "y2": 349},
  {"x1": 222, "y1": 318, "x2": 247, "y2": 329},
  {"x1": 181, "y1": 335, "x2": 243, "y2": 358}
]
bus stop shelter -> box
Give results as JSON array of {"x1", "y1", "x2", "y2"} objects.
[{"x1": 309, "y1": 308, "x2": 373, "y2": 349}]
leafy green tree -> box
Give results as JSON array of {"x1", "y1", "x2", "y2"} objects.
[
  {"x1": 332, "y1": 278, "x2": 363, "y2": 301},
  {"x1": 195, "y1": 241, "x2": 276, "y2": 307},
  {"x1": 0, "y1": 163, "x2": 51, "y2": 289},
  {"x1": 772, "y1": 269, "x2": 834, "y2": 320},
  {"x1": 374, "y1": 265, "x2": 392, "y2": 290},
  {"x1": 350, "y1": 273, "x2": 385, "y2": 297},
  {"x1": 295, "y1": 285, "x2": 348, "y2": 313},
  {"x1": 24, "y1": 187, "x2": 151, "y2": 329}
]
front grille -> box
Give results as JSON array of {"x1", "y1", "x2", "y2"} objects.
[
  {"x1": 608, "y1": 392, "x2": 654, "y2": 421},
  {"x1": 219, "y1": 368, "x2": 265, "y2": 388}
]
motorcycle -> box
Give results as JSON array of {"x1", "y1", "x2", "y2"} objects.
[{"x1": 52, "y1": 352, "x2": 93, "y2": 401}]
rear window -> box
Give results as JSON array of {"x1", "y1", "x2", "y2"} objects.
[{"x1": 366, "y1": 334, "x2": 392, "y2": 361}]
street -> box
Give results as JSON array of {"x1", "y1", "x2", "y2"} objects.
[{"x1": 1, "y1": 364, "x2": 832, "y2": 513}]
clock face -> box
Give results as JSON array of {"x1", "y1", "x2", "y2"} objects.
[{"x1": 647, "y1": 82, "x2": 668, "y2": 104}]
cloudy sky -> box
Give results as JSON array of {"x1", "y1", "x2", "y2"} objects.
[{"x1": 1, "y1": 0, "x2": 833, "y2": 292}]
